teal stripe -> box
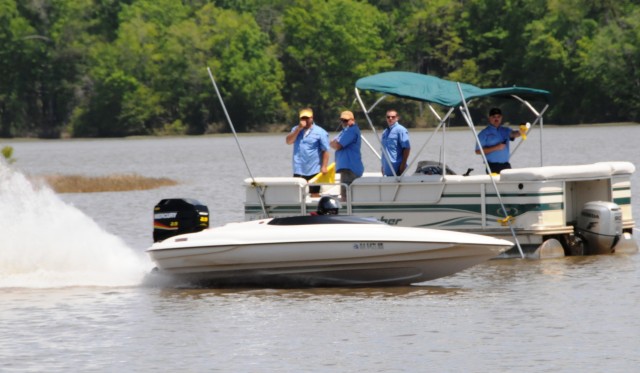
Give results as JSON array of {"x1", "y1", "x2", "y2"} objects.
[
  {"x1": 245, "y1": 206, "x2": 305, "y2": 214},
  {"x1": 432, "y1": 192, "x2": 564, "y2": 198},
  {"x1": 486, "y1": 192, "x2": 563, "y2": 197},
  {"x1": 613, "y1": 187, "x2": 630, "y2": 191},
  {"x1": 417, "y1": 216, "x2": 485, "y2": 228},
  {"x1": 614, "y1": 197, "x2": 631, "y2": 205},
  {"x1": 246, "y1": 201, "x2": 565, "y2": 218},
  {"x1": 351, "y1": 202, "x2": 563, "y2": 218}
]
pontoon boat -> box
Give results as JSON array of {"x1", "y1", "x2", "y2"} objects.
[{"x1": 244, "y1": 72, "x2": 638, "y2": 258}]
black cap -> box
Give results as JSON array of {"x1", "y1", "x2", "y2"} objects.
[{"x1": 489, "y1": 108, "x2": 502, "y2": 116}]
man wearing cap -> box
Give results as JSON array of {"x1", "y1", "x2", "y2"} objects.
[
  {"x1": 381, "y1": 109, "x2": 411, "y2": 176},
  {"x1": 330, "y1": 111, "x2": 364, "y2": 200},
  {"x1": 475, "y1": 107, "x2": 522, "y2": 174},
  {"x1": 286, "y1": 107, "x2": 330, "y2": 195}
]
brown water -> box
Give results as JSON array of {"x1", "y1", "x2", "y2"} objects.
[{"x1": 1, "y1": 126, "x2": 639, "y2": 371}]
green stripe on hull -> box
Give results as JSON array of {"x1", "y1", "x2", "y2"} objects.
[
  {"x1": 485, "y1": 192, "x2": 564, "y2": 198},
  {"x1": 613, "y1": 197, "x2": 631, "y2": 205},
  {"x1": 413, "y1": 192, "x2": 564, "y2": 198},
  {"x1": 246, "y1": 202, "x2": 564, "y2": 219},
  {"x1": 417, "y1": 216, "x2": 484, "y2": 228},
  {"x1": 351, "y1": 202, "x2": 563, "y2": 218}
]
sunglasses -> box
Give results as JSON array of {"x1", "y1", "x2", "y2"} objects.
[
  {"x1": 340, "y1": 119, "x2": 350, "y2": 123},
  {"x1": 300, "y1": 116, "x2": 310, "y2": 120}
]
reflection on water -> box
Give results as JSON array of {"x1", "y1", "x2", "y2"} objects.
[{"x1": 153, "y1": 285, "x2": 465, "y2": 301}]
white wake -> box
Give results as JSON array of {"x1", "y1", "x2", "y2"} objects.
[{"x1": 0, "y1": 161, "x2": 149, "y2": 288}]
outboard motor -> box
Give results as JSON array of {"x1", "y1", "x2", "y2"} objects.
[
  {"x1": 575, "y1": 201, "x2": 622, "y2": 255},
  {"x1": 153, "y1": 198, "x2": 209, "y2": 242}
]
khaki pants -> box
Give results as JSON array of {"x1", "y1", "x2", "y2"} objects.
[{"x1": 338, "y1": 169, "x2": 358, "y2": 200}]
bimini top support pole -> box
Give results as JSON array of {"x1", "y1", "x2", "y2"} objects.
[{"x1": 456, "y1": 82, "x2": 524, "y2": 259}]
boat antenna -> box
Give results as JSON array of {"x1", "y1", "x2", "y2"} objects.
[
  {"x1": 206, "y1": 67, "x2": 268, "y2": 217},
  {"x1": 456, "y1": 82, "x2": 525, "y2": 259}
]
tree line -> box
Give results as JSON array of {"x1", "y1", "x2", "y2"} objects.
[{"x1": 1, "y1": 0, "x2": 638, "y2": 138}]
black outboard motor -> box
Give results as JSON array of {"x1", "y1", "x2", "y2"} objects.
[{"x1": 153, "y1": 198, "x2": 209, "y2": 242}]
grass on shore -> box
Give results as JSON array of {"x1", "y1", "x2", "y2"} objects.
[{"x1": 40, "y1": 173, "x2": 178, "y2": 193}]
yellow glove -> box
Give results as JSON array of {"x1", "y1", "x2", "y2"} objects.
[{"x1": 519, "y1": 122, "x2": 531, "y2": 140}]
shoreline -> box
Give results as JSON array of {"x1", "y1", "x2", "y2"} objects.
[{"x1": 1, "y1": 122, "x2": 638, "y2": 142}]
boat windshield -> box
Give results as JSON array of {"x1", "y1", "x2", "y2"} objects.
[{"x1": 268, "y1": 215, "x2": 384, "y2": 226}]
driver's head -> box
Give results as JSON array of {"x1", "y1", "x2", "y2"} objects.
[{"x1": 317, "y1": 196, "x2": 341, "y2": 215}]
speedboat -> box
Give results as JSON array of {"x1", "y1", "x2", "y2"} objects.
[
  {"x1": 244, "y1": 72, "x2": 638, "y2": 258},
  {"x1": 147, "y1": 199, "x2": 513, "y2": 287}
]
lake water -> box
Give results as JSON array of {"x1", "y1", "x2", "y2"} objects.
[{"x1": 1, "y1": 125, "x2": 639, "y2": 372}]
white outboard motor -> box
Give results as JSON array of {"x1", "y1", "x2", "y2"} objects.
[{"x1": 575, "y1": 201, "x2": 622, "y2": 255}]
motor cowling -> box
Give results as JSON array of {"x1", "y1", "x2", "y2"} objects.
[
  {"x1": 153, "y1": 198, "x2": 209, "y2": 242},
  {"x1": 575, "y1": 201, "x2": 622, "y2": 255},
  {"x1": 414, "y1": 160, "x2": 456, "y2": 175}
]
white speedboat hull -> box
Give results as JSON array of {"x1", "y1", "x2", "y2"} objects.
[{"x1": 147, "y1": 216, "x2": 512, "y2": 286}]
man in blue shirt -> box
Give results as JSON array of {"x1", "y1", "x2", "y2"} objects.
[
  {"x1": 285, "y1": 107, "x2": 330, "y2": 195},
  {"x1": 475, "y1": 107, "x2": 522, "y2": 174},
  {"x1": 330, "y1": 110, "x2": 364, "y2": 200},
  {"x1": 381, "y1": 109, "x2": 411, "y2": 176}
]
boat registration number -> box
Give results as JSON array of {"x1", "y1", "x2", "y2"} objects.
[{"x1": 353, "y1": 242, "x2": 384, "y2": 250}]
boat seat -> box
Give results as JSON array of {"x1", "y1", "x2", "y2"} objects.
[
  {"x1": 444, "y1": 174, "x2": 495, "y2": 183},
  {"x1": 244, "y1": 177, "x2": 307, "y2": 204},
  {"x1": 500, "y1": 163, "x2": 618, "y2": 181},
  {"x1": 350, "y1": 175, "x2": 445, "y2": 203},
  {"x1": 595, "y1": 161, "x2": 635, "y2": 175}
]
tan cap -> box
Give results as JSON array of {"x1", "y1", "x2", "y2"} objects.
[
  {"x1": 299, "y1": 108, "x2": 313, "y2": 118},
  {"x1": 340, "y1": 111, "x2": 354, "y2": 120}
]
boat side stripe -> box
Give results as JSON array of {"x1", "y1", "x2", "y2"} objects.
[{"x1": 245, "y1": 202, "x2": 564, "y2": 217}]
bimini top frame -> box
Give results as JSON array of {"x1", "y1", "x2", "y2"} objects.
[{"x1": 354, "y1": 71, "x2": 551, "y2": 175}]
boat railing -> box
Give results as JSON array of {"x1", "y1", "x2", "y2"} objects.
[
  {"x1": 244, "y1": 162, "x2": 634, "y2": 231},
  {"x1": 245, "y1": 177, "x2": 350, "y2": 215}
]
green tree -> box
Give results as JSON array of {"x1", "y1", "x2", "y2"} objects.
[
  {"x1": 280, "y1": 0, "x2": 394, "y2": 123},
  {"x1": 0, "y1": 0, "x2": 35, "y2": 137},
  {"x1": 16, "y1": 0, "x2": 101, "y2": 137},
  {"x1": 4, "y1": 0, "x2": 640, "y2": 136},
  {"x1": 186, "y1": 4, "x2": 287, "y2": 132},
  {"x1": 72, "y1": 1, "x2": 286, "y2": 135},
  {"x1": 71, "y1": 69, "x2": 158, "y2": 136},
  {"x1": 71, "y1": 1, "x2": 170, "y2": 137},
  {"x1": 577, "y1": 5, "x2": 640, "y2": 122}
]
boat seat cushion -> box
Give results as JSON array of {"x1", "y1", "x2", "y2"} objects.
[{"x1": 499, "y1": 162, "x2": 633, "y2": 181}]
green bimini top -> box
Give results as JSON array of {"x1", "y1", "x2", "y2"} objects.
[{"x1": 355, "y1": 71, "x2": 551, "y2": 107}]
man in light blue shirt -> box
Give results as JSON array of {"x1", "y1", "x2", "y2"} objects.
[
  {"x1": 381, "y1": 109, "x2": 411, "y2": 176},
  {"x1": 475, "y1": 107, "x2": 522, "y2": 173},
  {"x1": 285, "y1": 108, "x2": 330, "y2": 195},
  {"x1": 330, "y1": 110, "x2": 364, "y2": 199}
]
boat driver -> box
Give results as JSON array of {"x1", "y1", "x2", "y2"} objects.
[{"x1": 316, "y1": 196, "x2": 340, "y2": 215}]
